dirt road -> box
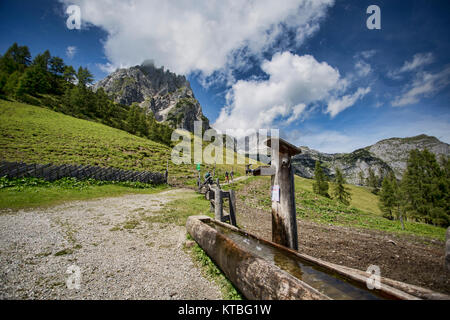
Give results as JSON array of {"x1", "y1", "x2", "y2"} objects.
[{"x1": 0, "y1": 189, "x2": 221, "y2": 300}]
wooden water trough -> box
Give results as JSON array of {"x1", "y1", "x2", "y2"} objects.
[{"x1": 187, "y1": 215, "x2": 449, "y2": 300}]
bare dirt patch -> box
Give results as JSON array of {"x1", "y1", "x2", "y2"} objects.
[{"x1": 235, "y1": 179, "x2": 450, "y2": 295}]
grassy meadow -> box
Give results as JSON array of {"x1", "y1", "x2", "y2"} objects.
[{"x1": 0, "y1": 99, "x2": 251, "y2": 186}]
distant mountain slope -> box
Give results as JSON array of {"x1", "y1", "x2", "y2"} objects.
[
  {"x1": 292, "y1": 135, "x2": 449, "y2": 185},
  {"x1": 367, "y1": 135, "x2": 450, "y2": 178},
  {"x1": 94, "y1": 62, "x2": 209, "y2": 132}
]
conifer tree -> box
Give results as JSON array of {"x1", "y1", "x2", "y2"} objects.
[
  {"x1": 401, "y1": 149, "x2": 449, "y2": 227},
  {"x1": 395, "y1": 177, "x2": 406, "y2": 230},
  {"x1": 126, "y1": 104, "x2": 140, "y2": 134},
  {"x1": 0, "y1": 43, "x2": 31, "y2": 74},
  {"x1": 379, "y1": 173, "x2": 396, "y2": 220},
  {"x1": 49, "y1": 57, "x2": 65, "y2": 76},
  {"x1": 313, "y1": 161, "x2": 329, "y2": 197},
  {"x1": 137, "y1": 112, "x2": 149, "y2": 137},
  {"x1": 63, "y1": 65, "x2": 76, "y2": 84},
  {"x1": 358, "y1": 170, "x2": 365, "y2": 186},
  {"x1": 367, "y1": 168, "x2": 380, "y2": 194},
  {"x1": 76, "y1": 66, "x2": 94, "y2": 87},
  {"x1": 332, "y1": 168, "x2": 351, "y2": 205},
  {"x1": 16, "y1": 64, "x2": 51, "y2": 95}
]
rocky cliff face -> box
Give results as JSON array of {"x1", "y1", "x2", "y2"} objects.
[
  {"x1": 292, "y1": 147, "x2": 392, "y2": 185},
  {"x1": 367, "y1": 135, "x2": 449, "y2": 178},
  {"x1": 292, "y1": 135, "x2": 449, "y2": 185},
  {"x1": 94, "y1": 62, "x2": 209, "y2": 132}
]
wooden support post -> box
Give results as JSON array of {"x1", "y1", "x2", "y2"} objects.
[
  {"x1": 210, "y1": 197, "x2": 215, "y2": 213},
  {"x1": 215, "y1": 187, "x2": 223, "y2": 221},
  {"x1": 252, "y1": 138, "x2": 301, "y2": 251},
  {"x1": 269, "y1": 138, "x2": 301, "y2": 251},
  {"x1": 229, "y1": 189, "x2": 237, "y2": 227},
  {"x1": 165, "y1": 160, "x2": 169, "y2": 183},
  {"x1": 206, "y1": 188, "x2": 215, "y2": 212}
]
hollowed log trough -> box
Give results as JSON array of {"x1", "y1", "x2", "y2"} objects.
[{"x1": 186, "y1": 215, "x2": 449, "y2": 300}]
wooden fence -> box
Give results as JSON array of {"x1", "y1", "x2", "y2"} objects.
[
  {"x1": 0, "y1": 161, "x2": 167, "y2": 185},
  {"x1": 200, "y1": 177, "x2": 237, "y2": 227}
]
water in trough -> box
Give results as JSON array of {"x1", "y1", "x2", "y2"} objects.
[{"x1": 207, "y1": 221, "x2": 396, "y2": 300}]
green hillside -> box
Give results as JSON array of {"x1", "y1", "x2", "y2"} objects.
[
  {"x1": 1, "y1": 99, "x2": 172, "y2": 170},
  {"x1": 0, "y1": 99, "x2": 247, "y2": 184},
  {"x1": 229, "y1": 176, "x2": 446, "y2": 241},
  {"x1": 294, "y1": 176, "x2": 382, "y2": 215}
]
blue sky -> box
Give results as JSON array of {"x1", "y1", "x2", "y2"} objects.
[{"x1": 1, "y1": 0, "x2": 449, "y2": 153}]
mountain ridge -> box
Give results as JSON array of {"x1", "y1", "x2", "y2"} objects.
[
  {"x1": 292, "y1": 134, "x2": 449, "y2": 185},
  {"x1": 94, "y1": 62, "x2": 209, "y2": 132}
]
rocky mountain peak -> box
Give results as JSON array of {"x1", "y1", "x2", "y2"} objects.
[
  {"x1": 94, "y1": 62, "x2": 209, "y2": 132},
  {"x1": 367, "y1": 134, "x2": 449, "y2": 178}
]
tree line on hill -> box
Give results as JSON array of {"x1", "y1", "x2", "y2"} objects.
[
  {"x1": 0, "y1": 43, "x2": 173, "y2": 146},
  {"x1": 312, "y1": 149, "x2": 449, "y2": 228},
  {"x1": 378, "y1": 149, "x2": 449, "y2": 228},
  {"x1": 359, "y1": 168, "x2": 381, "y2": 194},
  {"x1": 313, "y1": 162, "x2": 352, "y2": 206}
]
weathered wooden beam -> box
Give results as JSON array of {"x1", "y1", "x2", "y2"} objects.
[
  {"x1": 187, "y1": 216, "x2": 328, "y2": 300},
  {"x1": 252, "y1": 165, "x2": 276, "y2": 177},
  {"x1": 214, "y1": 188, "x2": 223, "y2": 221},
  {"x1": 229, "y1": 189, "x2": 237, "y2": 227},
  {"x1": 221, "y1": 191, "x2": 230, "y2": 199},
  {"x1": 267, "y1": 138, "x2": 301, "y2": 251},
  {"x1": 165, "y1": 160, "x2": 169, "y2": 183}
]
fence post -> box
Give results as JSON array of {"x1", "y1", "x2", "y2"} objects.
[
  {"x1": 215, "y1": 187, "x2": 223, "y2": 221},
  {"x1": 229, "y1": 189, "x2": 237, "y2": 227},
  {"x1": 165, "y1": 160, "x2": 169, "y2": 183}
]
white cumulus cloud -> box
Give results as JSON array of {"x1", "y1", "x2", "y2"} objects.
[
  {"x1": 388, "y1": 52, "x2": 434, "y2": 79},
  {"x1": 392, "y1": 66, "x2": 450, "y2": 107},
  {"x1": 96, "y1": 62, "x2": 117, "y2": 74},
  {"x1": 213, "y1": 52, "x2": 360, "y2": 132},
  {"x1": 326, "y1": 87, "x2": 371, "y2": 118},
  {"x1": 399, "y1": 52, "x2": 434, "y2": 73},
  {"x1": 66, "y1": 46, "x2": 77, "y2": 59},
  {"x1": 355, "y1": 60, "x2": 372, "y2": 77},
  {"x1": 359, "y1": 50, "x2": 376, "y2": 60},
  {"x1": 59, "y1": 0, "x2": 334, "y2": 77}
]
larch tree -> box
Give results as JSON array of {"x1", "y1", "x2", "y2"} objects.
[
  {"x1": 332, "y1": 167, "x2": 351, "y2": 206},
  {"x1": 313, "y1": 161, "x2": 329, "y2": 198}
]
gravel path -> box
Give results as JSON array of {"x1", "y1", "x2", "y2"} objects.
[{"x1": 0, "y1": 189, "x2": 222, "y2": 300}]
